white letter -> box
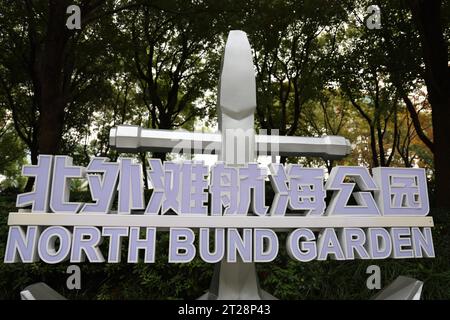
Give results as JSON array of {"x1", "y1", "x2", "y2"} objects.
[
  {"x1": 317, "y1": 228, "x2": 345, "y2": 260},
  {"x1": 254, "y1": 229, "x2": 278, "y2": 262},
  {"x1": 287, "y1": 228, "x2": 317, "y2": 262},
  {"x1": 169, "y1": 228, "x2": 196, "y2": 263},
  {"x1": 4, "y1": 226, "x2": 40, "y2": 263},
  {"x1": 127, "y1": 227, "x2": 156, "y2": 263},
  {"x1": 71, "y1": 227, "x2": 105, "y2": 263}
]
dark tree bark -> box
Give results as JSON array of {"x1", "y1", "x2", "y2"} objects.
[
  {"x1": 401, "y1": 93, "x2": 434, "y2": 152},
  {"x1": 37, "y1": 0, "x2": 70, "y2": 155},
  {"x1": 139, "y1": 152, "x2": 149, "y2": 190},
  {"x1": 409, "y1": 0, "x2": 450, "y2": 208}
]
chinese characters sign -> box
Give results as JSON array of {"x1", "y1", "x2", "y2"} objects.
[{"x1": 4, "y1": 155, "x2": 434, "y2": 264}]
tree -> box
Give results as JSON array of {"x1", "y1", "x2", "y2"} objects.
[
  {"x1": 239, "y1": 1, "x2": 349, "y2": 164},
  {"x1": 335, "y1": 11, "x2": 400, "y2": 169},
  {"x1": 0, "y1": 0, "x2": 142, "y2": 157},
  {"x1": 301, "y1": 89, "x2": 354, "y2": 172},
  {"x1": 407, "y1": 0, "x2": 450, "y2": 208},
  {"x1": 119, "y1": 1, "x2": 220, "y2": 160},
  {"x1": 0, "y1": 109, "x2": 27, "y2": 191},
  {"x1": 361, "y1": 0, "x2": 450, "y2": 208},
  {"x1": 395, "y1": 98, "x2": 433, "y2": 170}
]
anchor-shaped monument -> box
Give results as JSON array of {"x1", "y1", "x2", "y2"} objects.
[{"x1": 109, "y1": 30, "x2": 351, "y2": 299}]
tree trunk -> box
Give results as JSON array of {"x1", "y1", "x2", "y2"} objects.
[
  {"x1": 24, "y1": 144, "x2": 39, "y2": 192},
  {"x1": 369, "y1": 124, "x2": 379, "y2": 168},
  {"x1": 409, "y1": 0, "x2": 450, "y2": 209},
  {"x1": 139, "y1": 152, "x2": 149, "y2": 190},
  {"x1": 37, "y1": 0, "x2": 70, "y2": 155}
]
